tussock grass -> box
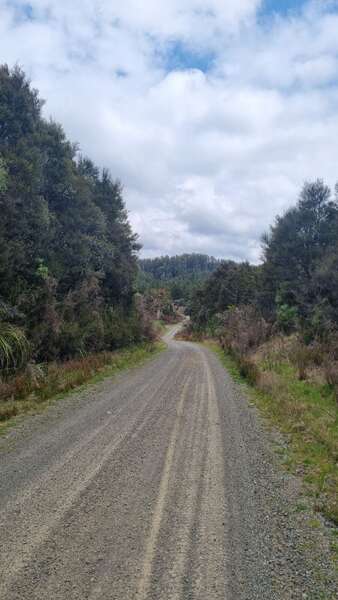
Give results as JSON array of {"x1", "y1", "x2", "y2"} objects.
[
  {"x1": 208, "y1": 341, "x2": 338, "y2": 527},
  {"x1": 0, "y1": 342, "x2": 164, "y2": 430},
  {"x1": 0, "y1": 323, "x2": 29, "y2": 370},
  {"x1": 153, "y1": 320, "x2": 167, "y2": 336}
]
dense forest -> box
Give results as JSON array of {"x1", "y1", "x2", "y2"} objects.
[
  {"x1": 0, "y1": 65, "x2": 151, "y2": 370},
  {"x1": 138, "y1": 254, "x2": 221, "y2": 302}
]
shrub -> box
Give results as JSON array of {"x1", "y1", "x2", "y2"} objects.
[
  {"x1": 238, "y1": 357, "x2": 259, "y2": 384},
  {"x1": 256, "y1": 370, "x2": 281, "y2": 395},
  {"x1": 218, "y1": 305, "x2": 269, "y2": 359},
  {"x1": 292, "y1": 340, "x2": 314, "y2": 381},
  {"x1": 258, "y1": 335, "x2": 295, "y2": 370},
  {"x1": 323, "y1": 360, "x2": 338, "y2": 403},
  {"x1": 0, "y1": 323, "x2": 30, "y2": 371},
  {"x1": 0, "y1": 343, "x2": 159, "y2": 423},
  {"x1": 276, "y1": 303, "x2": 298, "y2": 334},
  {"x1": 0, "y1": 402, "x2": 19, "y2": 421},
  {"x1": 175, "y1": 321, "x2": 203, "y2": 342}
]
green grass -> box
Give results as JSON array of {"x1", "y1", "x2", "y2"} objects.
[
  {"x1": 153, "y1": 320, "x2": 167, "y2": 334},
  {"x1": 0, "y1": 341, "x2": 165, "y2": 434},
  {"x1": 206, "y1": 341, "x2": 338, "y2": 529}
]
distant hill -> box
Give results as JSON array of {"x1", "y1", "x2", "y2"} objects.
[{"x1": 138, "y1": 254, "x2": 222, "y2": 302}]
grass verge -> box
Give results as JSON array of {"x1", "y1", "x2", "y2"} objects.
[
  {"x1": 206, "y1": 341, "x2": 338, "y2": 531},
  {"x1": 0, "y1": 341, "x2": 165, "y2": 434}
]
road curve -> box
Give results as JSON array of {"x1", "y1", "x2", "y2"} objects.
[{"x1": 0, "y1": 328, "x2": 335, "y2": 599}]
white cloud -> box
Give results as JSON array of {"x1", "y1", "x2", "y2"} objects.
[{"x1": 0, "y1": 0, "x2": 338, "y2": 262}]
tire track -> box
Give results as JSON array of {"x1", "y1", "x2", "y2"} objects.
[
  {"x1": 0, "y1": 351, "x2": 186, "y2": 596},
  {"x1": 136, "y1": 373, "x2": 192, "y2": 600}
]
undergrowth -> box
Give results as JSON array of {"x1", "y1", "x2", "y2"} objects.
[{"x1": 0, "y1": 342, "x2": 164, "y2": 432}]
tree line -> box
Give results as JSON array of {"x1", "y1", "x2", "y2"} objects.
[
  {"x1": 0, "y1": 65, "x2": 150, "y2": 369},
  {"x1": 190, "y1": 179, "x2": 338, "y2": 343},
  {"x1": 138, "y1": 253, "x2": 221, "y2": 302}
]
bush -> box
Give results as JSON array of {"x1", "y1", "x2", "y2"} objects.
[
  {"x1": 218, "y1": 305, "x2": 269, "y2": 359},
  {"x1": 0, "y1": 322, "x2": 30, "y2": 371},
  {"x1": 292, "y1": 339, "x2": 314, "y2": 381},
  {"x1": 323, "y1": 360, "x2": 338, "y2": 403},
  {"x1": 175, "y1": 321, "x2": 204, "y2": 342},
  {"x1": 285, "y1": 337, "x2": 333, "y2": 381},
  {"x1": 0, "y1": 343, "x2": 159, "y2": 422},
  {"x1": 276, "y1": 303, "x2": 298, "y2": 334},
  {"x1": 238, "y1": 356, "x2": 260, "y2": 384}
]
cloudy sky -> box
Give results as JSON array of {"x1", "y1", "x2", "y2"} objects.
[{"x1": 1, "y1": 0, "x2": 338, "y2": 261}]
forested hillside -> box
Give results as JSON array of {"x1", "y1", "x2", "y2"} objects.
[
  {"x1": 138, "y1": 253, "x2": 221, "y2": 301},
  {"x1": 0, "y1": 65, "x2": 150, "y2": 369}
]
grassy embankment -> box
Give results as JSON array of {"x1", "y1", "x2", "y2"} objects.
[
  {"x1": 0, "y1": 341, "x2": 165, "y2": 433},
  {"x1": 207, "y1": 339, "x2": 338, "y2": 533}
]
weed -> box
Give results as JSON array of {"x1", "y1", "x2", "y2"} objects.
[
  {"x1": 238, "y1": 356, "x2": 260, "y2": 385},
  {"x1": 308, "y1": 518, "x2": 321, "y2": 529}
]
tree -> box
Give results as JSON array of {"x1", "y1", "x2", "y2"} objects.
[
  {"x1": 138, "y1": 254, "x2": 221, "y2": 302},
  {"x1": 261, "y1": 180, "x2": 338, "y2": 323},
  {"x1": 0, "y1": 64, "x2": 145, "y2": 365},
  {"x1": 189, "y1": 260, "x2": 259, "y2": 328}
]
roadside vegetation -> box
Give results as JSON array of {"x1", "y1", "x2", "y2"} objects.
[
  {"x1": 183, "y1": 181, "x2": 338, "y2": 527},
  {"x1": 209, "y1": 335, "x2": 338, "y2": 527},
  {"x1": 0, "y1": 64, "x2": 148, "y2": 368},
  {"x1": 138, "y1": 253, "x2": 221, "y2": 306},
  {"x1": 0, "y1": 342, "x2": 163, "y2": 431},
  {"x1": 0, "y1": 65, "x2": 171, "y2": 420}
]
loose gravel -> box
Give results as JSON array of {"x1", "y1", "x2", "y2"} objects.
[{"x1": 0, "y1": 328, "x2": 336, "y2": 599}]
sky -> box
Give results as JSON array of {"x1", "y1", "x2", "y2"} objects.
[{"x1": 1, "y1": 1, "x2": 338, "y2": 262}]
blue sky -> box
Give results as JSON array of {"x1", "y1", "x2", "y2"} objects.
[
  {"x1": 1, "y1": 0, "x2": 338, "y2": 261},
  {"x1": 262, "y1": 0, "x2": 306, "y2": 16},
  {"x1": 163, "y1": 1, "x2": 310, "y2": 74},
  {"x1": 162, "y1": 42, "x2": 216, "y2": 74}
]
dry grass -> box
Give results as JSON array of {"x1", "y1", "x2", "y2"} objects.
[
  {"x1": 255, "y1": 366, "x2": 338, "y2": 524},
  {"x1": 218, "y1": 305, "x2": 269, "y2": 358},
  {"x1": 174, "y1": 322, "x2": 204, "y2": 342},
  {"x1": 0, "y1": 342, "x2": 163, "y2": 428},
  {"x1": 209, "y1": 338, "x2": 338, "y2": 526}
]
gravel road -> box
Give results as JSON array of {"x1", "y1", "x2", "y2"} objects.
[{"x1": 0, "y1": 327, "x2": 336, "y2": 599}]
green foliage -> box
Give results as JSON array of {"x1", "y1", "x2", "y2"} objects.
[
  {"x1": 138, "y1": 254, "x2": 221, "y2": 303},
  {"x1": 261, "y1": 180, "x2": 338, "y2": 329},
  {"x1": 190, "y1": 260, "x2": 260, "y2": 328},
  {"x1": 142, "y1": 288, "x2": 176, "y2": 322},
  {"x1": 276, "y1": 302, "x2": 298, "y2": 334},
  {"x1": 190, "y1": 179, "x2": 338, "y2": 350},
  {"x1": 0, "y1": 64, "x2": 147, "y2": 370},
  {"x1": 36, "y1": 259, "x2": 49, "y2": 280},
  {"x1": 139, "y1": 253, "x2": 219, "y2": 281},
  {"x1": 0, "y1": 323, "x2": 29, "y2": 370}
]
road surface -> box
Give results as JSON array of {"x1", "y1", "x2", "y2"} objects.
[{"x1": 0, "y1": 327, "x2": 335, "y2": 599}]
